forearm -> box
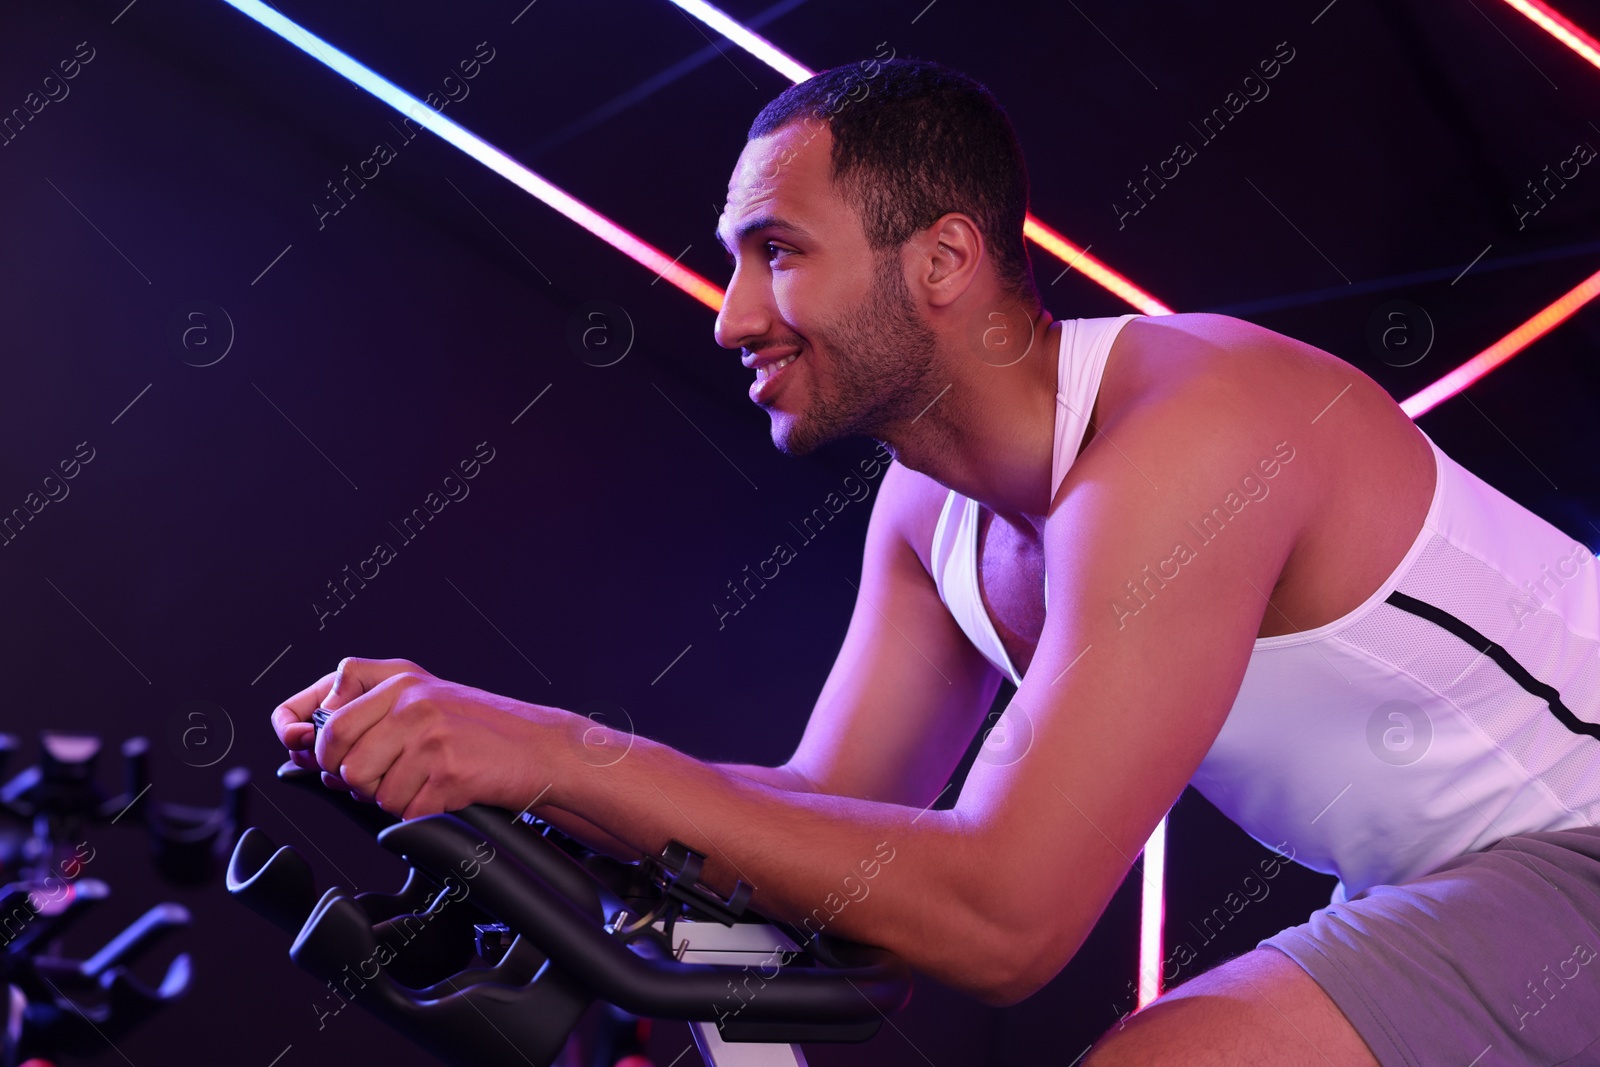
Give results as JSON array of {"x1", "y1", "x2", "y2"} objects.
[
  {"x1": 534, "y1": 806, "x2": 640, "y2": 861},
  {"x1": 711, "y1": 761, "x2": 818, "y2": 793},
  {"x1": 536, "y1": 729, "x2": 1014, "y2": 1001},
  {"x1": 537, "y1": 762, "x2": 814, "y2": 861}
]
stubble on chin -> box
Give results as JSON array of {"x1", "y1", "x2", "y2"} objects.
[{"x1": 772, "y1": 259, "x2": 941, "y2": 456}]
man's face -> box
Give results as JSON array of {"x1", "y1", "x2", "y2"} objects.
[{"x1": 714, "y1": 121, "x2": 940, "y2": 456}]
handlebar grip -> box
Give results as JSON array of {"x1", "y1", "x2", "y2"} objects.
[
  {"x1": 226, "y1": 827, "x2": 317, "y2": 937},
  {"x1": 377, "y1": 813, "x2": 912, "y2": 1024},
  {"x1": 290, "y1": 887, "x2": 589, "y2": 1067},
  {"x1": 447, "y1": 805, "x2": 604, "y2": 921}
]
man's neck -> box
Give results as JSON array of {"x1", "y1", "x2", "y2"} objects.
[{"x1": 883, "y1": 309, "x2": 1062, "y2": 534}]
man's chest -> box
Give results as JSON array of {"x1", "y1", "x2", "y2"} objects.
[{"x1": 974, "y1": 509, "x2": 1047, "y2": 679}]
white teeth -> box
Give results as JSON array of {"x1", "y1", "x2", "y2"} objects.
[{"x1": 755, "y1": 354, "x2": 797, "y2": 382}]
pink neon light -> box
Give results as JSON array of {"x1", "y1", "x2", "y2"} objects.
[
  {"x1": 1397, "y1": 0, "x2": 1600, "y2": 411},
  {"x1": 1137, "y1": 814, "x2": 1168, "y2": 1009},
  {"x1": 1401, "y1": 265, "x2": 1600, "y2": 417}
]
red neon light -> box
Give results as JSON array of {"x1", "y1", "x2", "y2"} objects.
[
  {"x1": 1023, "y1": 216, "x2": 1173, "y2": 316},
  {"x1": 663, "y1": 0, "x2": 1167, "y2": 316},
  {"x1": 1499, "y1": 0, "x2": 1600, "y2": 71}
]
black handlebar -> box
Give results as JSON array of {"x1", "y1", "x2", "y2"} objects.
[
  {"x1": 377, "y1": 807, "x2": 911, "y2": 1024},
  {"x1": 228, "y1": 759, "x2": 912, "y2": 1066}
]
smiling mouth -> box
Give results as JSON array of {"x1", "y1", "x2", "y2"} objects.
[
  {"x1": 749, "y1": 351, "x2": 800, "y2": 404},
  {"x1": 755, "y1": 354, "x2": 797, "y2": 382}
]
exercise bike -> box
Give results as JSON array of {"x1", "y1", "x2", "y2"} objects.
[{"x1": 227, "y1": 744, "x2": 913, "y2": 1067}]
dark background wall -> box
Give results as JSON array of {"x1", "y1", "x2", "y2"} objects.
[{"x1": 2, "y1": 0, "x2": 1599, "y2": 1064}]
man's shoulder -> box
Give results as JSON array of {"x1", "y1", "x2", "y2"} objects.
[
  {"x1": 1099, "y1": 312, "x2": 1356, "y2": 436},
  {"x1": 1057, "y1": 311, "x2": 1367, "y2": 533},
  {"x1": 1116, "y1": 311, "x2": 1295, "y2": 354},
  {"x1": 1110, "y1": 312, "x2": 1325, "y2": 396}
]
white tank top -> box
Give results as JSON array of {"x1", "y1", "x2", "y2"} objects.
[{"x1": 930, "y1": 314, "x2": 1600, "y2": 900}]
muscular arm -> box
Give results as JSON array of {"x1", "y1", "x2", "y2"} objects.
[
  {"x1": 543, "y1": 735, "x2": 993, "y2": 991},
  {"x1": 538, "y1": 761, "x2": 817, "y2": 860},
  {"x1": 536, "y1": 459, "x2": 1016, "y2": 995},
  {"x1": 291, "y1": 318, "x2": 1348, "y2": 1006},
  {"x1": 532, "y1": 348, "x2": 1319, "y2": 1006},
  {"x1": 715, "y1": 762, "x2": 819, "y2": 792}
]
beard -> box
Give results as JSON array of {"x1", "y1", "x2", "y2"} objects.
[{"x1": 770, "y1": 251, "x2": 944, "y2": 457}]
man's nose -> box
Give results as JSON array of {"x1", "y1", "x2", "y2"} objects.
[{"x1": 713, "y1": 266, "x2": 771, "y2": 351}]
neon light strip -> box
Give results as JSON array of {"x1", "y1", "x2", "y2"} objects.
[
  {"x1": 1401, "y1": 264, "x2": 1600, "y2": 417},
  {"x1": 1136, "y1": 813, "x2": 1168, "y2": 1009},
  {"x1": 1499, "y1": 0, "x2": 1600, "y2": 71},
  {"x1": 1023, "y1": 216, "x2": 1174, "y2": 316},
  {"x1": 665, "y1": 0, "x2": 815, "y2": 83},
  {"x1": 662, "y1": 0, "x2": 1172, "y2": 317},
  {"x1": 217, "y1": 0, "x2": 726, "y2": 312},
  {"x1": 1396, "y1": 0, "x2": 1600, "y2": 410}
]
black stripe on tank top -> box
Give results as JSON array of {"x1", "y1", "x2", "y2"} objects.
[{"x1": 1385, "y1": 589, "x2": 1600, "y2": 741}]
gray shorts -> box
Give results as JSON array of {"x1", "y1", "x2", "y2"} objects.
[{"x1": 1259, "y1": 825, "x2": 1600, "y2": 1067}]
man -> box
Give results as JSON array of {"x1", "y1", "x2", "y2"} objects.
[{"x1": 273, "y1": 60, "x2": 1600, "y2": 1064}]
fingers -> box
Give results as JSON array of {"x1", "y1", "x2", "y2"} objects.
[
  {"x1": 373, "y1": 759, "x2": 433, "y2": 819},
  {"x1": 270, "y1": 657, "x2": 425, "y2": 753},
  {"x1": 399, "y1": 777, "x2": 450, "y2": 821},
  {"x1": 314, "y1": 671, "x2": 418, "y2": 784},
  {"x1": 271, "y1": 657, "x2": 436, "y2": 806},
  {"x1": 284, "y1": 722, "x2": 317, "y2": 752},
  {"x1": 334, "y1": 700, "x2": 413, "y2": 802},
  {"x1": 322, "y1": 657, "x2": 425, "y2": 712},
  {"x1": 270, "y1": 670, "x2": 339, "y2": 747}
]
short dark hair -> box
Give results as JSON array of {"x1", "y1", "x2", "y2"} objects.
[{"x1": 748, "y1": 58, "x2": 1038, "y2": 307}]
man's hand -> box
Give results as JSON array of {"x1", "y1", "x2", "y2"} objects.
[{"x1": 269, "y1": 657, "x2": 575, "y2": 819}]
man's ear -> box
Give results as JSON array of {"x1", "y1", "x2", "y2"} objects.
[{"x1": 911, "y1": 212, "x2": 985, "y2": 308}]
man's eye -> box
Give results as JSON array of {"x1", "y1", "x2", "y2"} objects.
[{"x1": 765, "y1": 243, "x2": 790, "y2": 262}]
